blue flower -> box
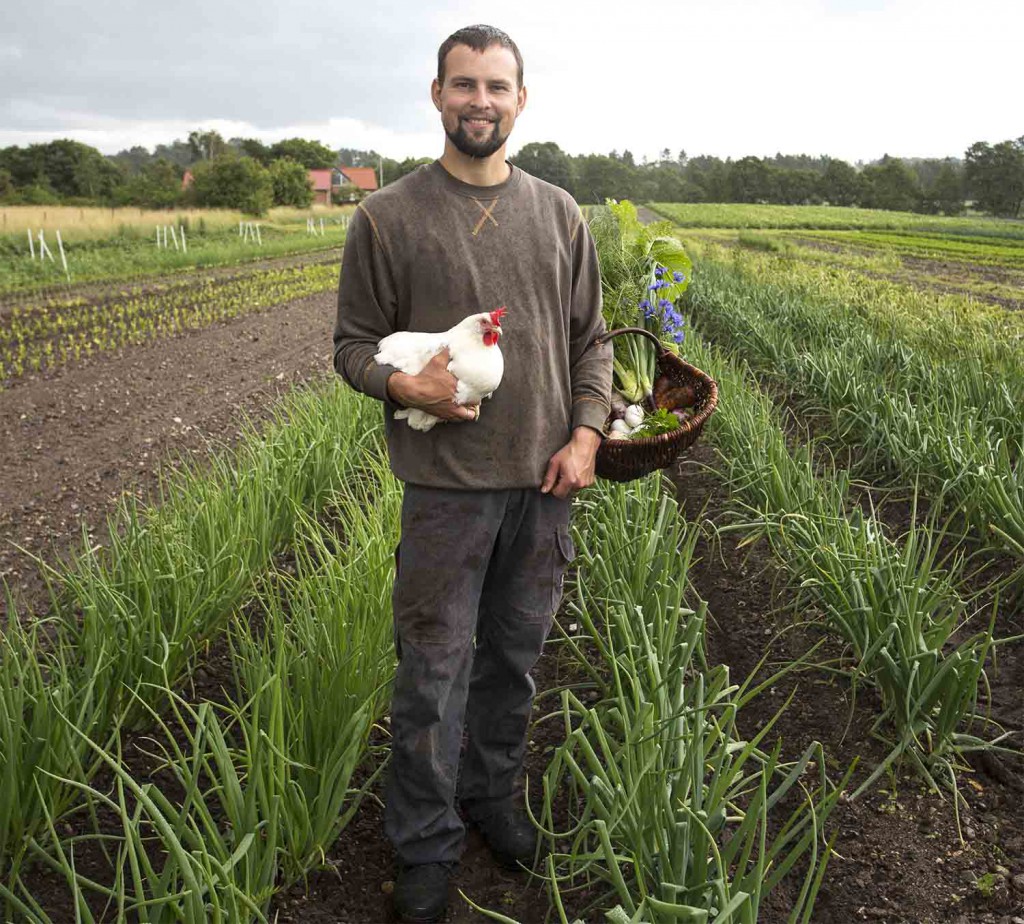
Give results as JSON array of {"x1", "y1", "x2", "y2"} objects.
[
  {"x1": 672, "y1": 271, "x2": 686, "y2": 283},
  {"x1": 648, "y1": 282, "x2": 660, "y2": 291},
  {"x1": 657, "y1": 298, "x2": 672, "y2": 310},
  {"x1": 654, "y1": 266, "x2": 664, "y2": 278},
  {"x1": 639, "y1": 298, "x2": 651, "y2": 310},
  {"x1": 673, "y1": 329, "x2": 685, "y2": 344}
]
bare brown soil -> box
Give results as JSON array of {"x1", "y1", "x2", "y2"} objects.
[{"x1": 0, "y1": 285, "x2": 338, "y2": 623}]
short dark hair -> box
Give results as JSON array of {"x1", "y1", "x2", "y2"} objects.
[{"x1": 437, "y1": 25, "x2": 524, "y2": 89}]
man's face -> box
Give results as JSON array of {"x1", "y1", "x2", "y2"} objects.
[{"x1": 432, "y1": 44, "x2": 527, "y2": 160}]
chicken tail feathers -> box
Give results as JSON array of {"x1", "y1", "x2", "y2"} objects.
[{"x1": 394, "y1": 408, "x2": 441, "y2": 431}]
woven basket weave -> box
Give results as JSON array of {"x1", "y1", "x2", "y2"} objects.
[{"x1": 595, "y1": 327, "x2": 719, "y2": 483}]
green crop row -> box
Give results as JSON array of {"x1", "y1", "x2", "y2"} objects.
[
  {"x1": 0, "y1": 381, "x2": 381, "y2": 910},
  {"x1": 686, "y1": 254, "x2": 1024, "y2": 564},
  {"x1": 647, "y1": 203, "x2": 1024, "y2": 239},
  {"x1": 0, "y1": 261, "x2": 340, "y2": 385},
  {"x1": 680, "y1": 325, "x2": 1009, "y2": 798},
  {"x1": 521, "y1": 475, "x2": 842, "y2": 923}
]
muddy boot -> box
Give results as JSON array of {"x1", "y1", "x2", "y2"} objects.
[
  {"x1": 392, "y1": 862, "x2": 452, "y2": 923},
  {"x1": 473, "y1": 808, "x2": 546, "y2": 871}
]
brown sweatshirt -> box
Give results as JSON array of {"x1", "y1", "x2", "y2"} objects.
[{"x1": 333, "y1": 160, "x2": 612, "y2": 490}]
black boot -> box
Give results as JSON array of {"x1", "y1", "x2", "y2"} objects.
[
  {"x1": 393, "y1": 862, "x2": 451, "y2": 923},
  {"x1": 472, "y1": 808, "x2": 546, "y2": 871}
]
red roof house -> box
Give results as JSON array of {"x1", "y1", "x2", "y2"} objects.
[
  {"x1": 307, "y1": 165, "x2": 379, "y2": 204},
  {"x1": 338, "y1": 166, "x2": 379, "y2": 192}
]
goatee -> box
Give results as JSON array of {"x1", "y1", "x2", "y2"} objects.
[{"x1": 445, "y1": 118, "x2": 508, "y2": 159}]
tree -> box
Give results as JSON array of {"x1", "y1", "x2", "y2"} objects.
[
  {"x1": 727, "y1": 157, "x2": 778, "y2": 203},
  {"x1": 510, "y1": 142, "x2": 573, "y2": 193},
  {"x1": 188, "y1": 130, "x2": 228, "y2": 162},
  {"x1": 776, "y1": 169, "x2": 820, "y2": 205},
  {"x1": 820, "y1": 158, "x2": 860, "y2": 207},
  {"x1": 152, "y1": 140, "x2": 196, "y2": 169},
  {"x1": 964, "y1": 138, "x2": 1024, "y2": 218},
  {"x1": 269, "y1": 157, "x2": 314, "y2": 207},
  {"x1": 109, "y1": 145, "x2": 154, "y2": 174},
  {"x1": 112, "y1": 158, "x2": 183, "y2": 209},
  {"x1": 269, "y1": 138, "x2": 336, "y2": 168},
  {"x1": 923, "y1": 162, "x2": 964, "y2": 216},
  {"x1": 573, "y1": 154, "x2": 637, "y2": 204},
  {"x1": 859, "y1": 155, "x2": 921, "y2": 212},
  {"x1": 188, "y1": 155, "x2": 273, "y2": 215},
  {"x1": 232, "y1": 137, "x2": 272, "y2": 165},
  {"x1": 0, "y1": 167, "x2": 12, "y2": 198}
]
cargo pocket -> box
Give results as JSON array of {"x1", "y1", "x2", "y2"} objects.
[{"x1": 551, "y1": 526, "x2": 577, "y2": 612}]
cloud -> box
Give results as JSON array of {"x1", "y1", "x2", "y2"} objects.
[{"x1": 2, "y1": 0, "x2": 1022, "y2": 163}]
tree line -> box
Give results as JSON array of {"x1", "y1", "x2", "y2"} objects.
[
  {"x1": 511, "y1": 140, "x2": 1024, "y2": 217},
  {"x1": 1, "y1": 131, "x2": 1021, "y2": 218}
]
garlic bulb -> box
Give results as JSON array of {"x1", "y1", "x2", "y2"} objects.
[
  {"x1": 623, "y1": 404, "x2": 645, "y2": 428},
  {"x1": 610, "y1": 418, "x2": 631, "y2": 435}
]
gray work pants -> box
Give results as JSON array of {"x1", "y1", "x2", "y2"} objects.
[{"x1": 384, "y1": 485, "x2": 576, "y2": 867}]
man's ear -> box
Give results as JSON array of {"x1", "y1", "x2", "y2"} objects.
[
  {"x1": 431, "y1": 78, "x2": 442, "y2": 112},
  {"x1": 517, "y1": 84, "x2": 528, "y2": 116}
]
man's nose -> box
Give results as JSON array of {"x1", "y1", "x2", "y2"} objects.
[{"x1": 470, "y1": 85, "x2": 493, "y2": 110}]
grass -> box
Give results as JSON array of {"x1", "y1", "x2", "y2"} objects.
[
  {"x1": 647, "y1": 203, "x2": 1024, "y2": 238},
  {"x1": 0, "y1": 204, "x2": 350, "y2": 242},
  {"x1": 0, "y1": 216, "x2": 350, "y2": 297}
]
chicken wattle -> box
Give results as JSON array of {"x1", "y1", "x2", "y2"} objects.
[{"x1": 374, "y1": 307, "x2": 506, "y2": 431}]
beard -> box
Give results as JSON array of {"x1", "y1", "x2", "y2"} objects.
[{"x1": 445, "y1": 116, "x2": 509, "y2": 159}]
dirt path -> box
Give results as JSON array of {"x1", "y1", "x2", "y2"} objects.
[{"x1": 0, "y1": 287, "x2": 338, "y2": 621}]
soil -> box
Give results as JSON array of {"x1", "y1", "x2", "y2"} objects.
[
  {"x1": 0, "y1": 282, "x2": 339, "y2": 623},
  {"x1": 3, "y1": 261, "x2": 1023, "y2": 922}
]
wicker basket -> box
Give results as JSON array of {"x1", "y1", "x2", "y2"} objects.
[{"x1": 595, "y1": 327, "x2": 719, "y2": 482}]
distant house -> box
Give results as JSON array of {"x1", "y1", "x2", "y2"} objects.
[
  {"x1": 181, "y1": 169, "x2": 194, "y2": 191},
  {"x1": 307, "y1": 165, "x2": 379, "y2": 205}
]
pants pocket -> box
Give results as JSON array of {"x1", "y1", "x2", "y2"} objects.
[{"x1": 551, "y1": 525, "x2": 577, "y2": 612}]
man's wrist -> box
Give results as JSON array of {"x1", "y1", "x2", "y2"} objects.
[
  {"x1": 386, "y1": 371, "x2": 410, "y2": 407},
  {"x1": 572, "y1": 425, "x2": 603, "y2": 449}
]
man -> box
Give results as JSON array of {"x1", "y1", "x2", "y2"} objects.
[{"x1": 333, "y1": 24, "x2": 611, "y2": 923}]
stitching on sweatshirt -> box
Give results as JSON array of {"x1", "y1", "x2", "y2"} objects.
[
  {"x1": 573, "y1": 395, "x2": 609, "y2": 408},
  {"x1": 470, "y1": 198, "x2": 500, "y2": 236},
  {"x1": 570, "y1": 212, "x2": 583, "y2": 244},
  {"x1": 359, "y1": 357, "x2": 377, "y2": 391},
  {"x1": 358, "y1": 203, "x2": 387, "y2": 255}
]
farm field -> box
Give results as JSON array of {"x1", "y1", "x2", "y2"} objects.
[
  {"x1": 0, "y1": 204, "x2": 354, "y2": 298},
  {"x1": 648, "y1": 203, "x2": 1024, "y2": 311},
  {"x1": 0, "y1": 202, "x2": 1022, "y2": 924}
]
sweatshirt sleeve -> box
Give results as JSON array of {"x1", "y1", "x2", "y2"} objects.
[
  {"x1": 568, "y1": 212, "x2": 613, "y2": 434},
  {"x1": 333, "y1": 204, "x2": 402, "y2": 406}
]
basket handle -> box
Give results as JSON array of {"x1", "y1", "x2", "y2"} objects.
[{"x1": 595, "y1": 327, "x2": 669, "y2": 354}]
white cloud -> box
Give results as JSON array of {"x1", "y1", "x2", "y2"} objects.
[{"x1": 2, "y1": 0, "x2": 1021, "y2": 162}]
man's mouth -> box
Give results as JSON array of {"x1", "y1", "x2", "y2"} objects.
[{"x1": 462, "y1": 117, "x2": 495, "y2": 130}]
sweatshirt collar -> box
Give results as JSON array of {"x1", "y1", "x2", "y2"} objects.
[{"x1": 431, "y1": 159, "x2": 522, "y2": 198}]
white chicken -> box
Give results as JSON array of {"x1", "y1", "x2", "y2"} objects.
[{"x1": 374, "y1": 307, "x2": 506, "y2": 431}]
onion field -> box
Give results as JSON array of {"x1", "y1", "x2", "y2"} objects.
[{"x1": 0, "y1": 202, "x2": 1021, "y2": 923}]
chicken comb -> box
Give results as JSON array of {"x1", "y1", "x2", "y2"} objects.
[{"x1": 489, "y1": 306, "x2": 507, "y2": 325}]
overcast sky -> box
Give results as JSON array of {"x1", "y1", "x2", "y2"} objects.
[{"x1": 1, "y1": 0, "x2": 1020, "y2": 164}]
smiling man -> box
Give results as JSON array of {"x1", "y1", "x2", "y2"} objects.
[{"x1": 333, "y1": 24, "x2": 612, "y2": 923}]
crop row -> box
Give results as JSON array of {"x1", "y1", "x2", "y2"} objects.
[
  {"x1": 647, "y1": 203, "x2": 1024, "y2": 239},
  {"x1": 0, "y1": 262, "x2": 339, "y2": 385},
  {"x1": 687, "y1": 240, "x2": 1024, "y2": 370},
  {"x1": 685, "y1": 253, "x2": 1024, "y2": 563},
  {"x1": 1, "y1": 382, "x2": 381, "y2": 909}
]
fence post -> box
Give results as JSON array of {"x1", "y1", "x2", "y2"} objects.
[{"x1": 56, "y1": 229, "x2": 70, "y2": 282}]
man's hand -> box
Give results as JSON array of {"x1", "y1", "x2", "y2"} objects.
[
  {"x1": 386, "y1": 349, "x2": 478, "y2": 422},
  {"x1": 540, "y1": 427, "x2": 603, "y2": 498}
]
